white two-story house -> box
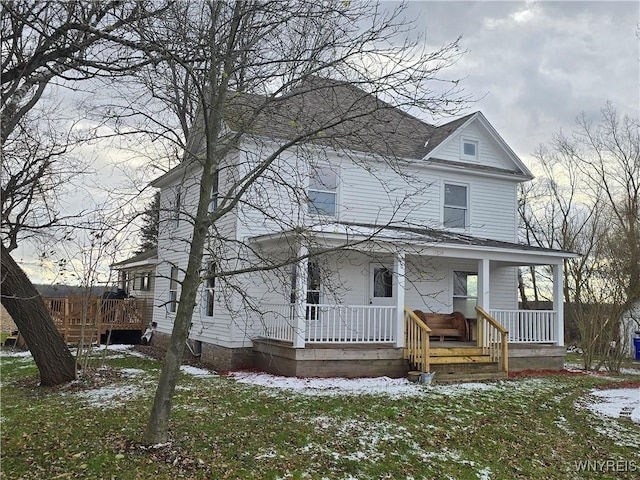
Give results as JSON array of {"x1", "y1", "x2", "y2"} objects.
[{"x1": 148, "y1": 77, "x2": 575, "y2": 380}]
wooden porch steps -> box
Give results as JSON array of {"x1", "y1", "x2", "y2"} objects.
[
  {"x1": 430, "y1": 370, "x2": 508, "y2": 384},
  {"x1": 408, "y1": 344, "x2": 506, "y2": 384}
]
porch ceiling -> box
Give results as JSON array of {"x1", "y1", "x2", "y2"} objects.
[{"x1": 249, "y1": 222, "x2": 578, "y2": 266}]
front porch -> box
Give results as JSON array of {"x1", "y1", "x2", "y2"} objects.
[{"x1": 255, "y1": 304, "x2": 563, "y2": 380}]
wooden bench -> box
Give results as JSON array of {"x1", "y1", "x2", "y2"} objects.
[{"x1": 413, "y1": 310, "x2": 468, "y2": 341}]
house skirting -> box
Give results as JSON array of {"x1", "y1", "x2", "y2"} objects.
[
  {"x1": 507, "y1": 344, "x2": 565, "y2": 371},
  {"x1": 253, "y1": 339, "x2": 408, "y2": 378},
  {"x1": 150, "y1": 331, "x2": 254, "y2": 371}
]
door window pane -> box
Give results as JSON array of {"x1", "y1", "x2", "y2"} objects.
[{"x1": 373, "y1": 267, "x2": 393, "y2": 298}]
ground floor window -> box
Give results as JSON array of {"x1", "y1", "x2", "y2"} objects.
[
  {"x1": 453, "y1": 271, "x2": 477, "y2": 318},
  {"x1": 204, "y1": 261, "x2": 215, "y2": 317},
  {"x1": 291, "y1": 261, "x2": 321, "y2": 320}
]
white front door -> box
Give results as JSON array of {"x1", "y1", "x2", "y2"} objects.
[{"x1": 369, "y1": 263, "x2": 395, "y2": 306}]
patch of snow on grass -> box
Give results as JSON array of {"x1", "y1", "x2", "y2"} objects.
[
  {"x1": 586, "y1": 388, "x2": 640, "y2": 424},
  {"x1": 0, "y1": 349, "x2": 32, "y2": 358},
  {"x1": 620, "y1": 367, "x2": 640, "y2": 376},
  {"x1": 119, "y1": 368, "x2": 146, "y2": 378},
  {"x1": 72, "y1": 384, "x2": 143, "y2": 408},
  {"x1": 180, "y1": 364, "x2": 217, "y2": 378},
  {"x1": 230, "y1": 371, "x2": 426, "y2": 397}
]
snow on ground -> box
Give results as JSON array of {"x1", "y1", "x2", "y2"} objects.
[
  {"x1": 72, "y1": 385, "x2": 144, "y2": 408},
  {"x1": 229, "y1": 371, "x2": 503, "y2": 397},
  {"x1": 229, "y1": 371, "x2": 427, "y2": 397},
  {"x1": 585, "y1": 388, "x2": 640, "y2": 424},
  {"x1": 180, "y1": 364, "x2": 217, "y2": 378}
]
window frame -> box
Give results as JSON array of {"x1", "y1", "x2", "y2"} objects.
[
  {"x1": 452, "y1": 270, "x2": 478, "y2": 318},
  {"x1": 209, "y1": 170, "x2": 219, "y2": 213},
  {"x1": 443, "y1": 182, "x2": 469, "y2": 229},
  {"x1": 290, "y1": 261, "x2": 322, "y2": 321},
  {"x1": 172, "y1": 188, "x2": 181, "y2": 229},
  {"x1": 169, "y1": 266, "x2": 179, "y2": 313},
  {"x1": 307, "y1": 164, "x2": 338, "y2": 217},
  {"x1": 461, "y1": 138, "x2": 479, "y2": 161},
  {"x1": 204, "y1": 261, "x2": 215, "y2": 317}
]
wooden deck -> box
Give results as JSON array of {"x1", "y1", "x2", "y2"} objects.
[{"x1": 44, "y1": 296, "x2": 147, "y2": 345}]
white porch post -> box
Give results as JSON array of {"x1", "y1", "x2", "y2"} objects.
[
  {"x1": 395, "y1": 250, "x2": 405, "y2": 348},
  {"x1": 477, "y1": 258, "x2": 490, "y2": 310},
  {"x1": 293, "y1": 244, "x2": 308, "y2": 348},
  {"x1": 553, "y1": 263, "x2": 565, "y2": 346}
]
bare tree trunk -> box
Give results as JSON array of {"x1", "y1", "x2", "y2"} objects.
[{"x1": 1, "y1": 243, "x2": 76, "y2": 386}]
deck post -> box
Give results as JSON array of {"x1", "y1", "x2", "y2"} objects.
[
  {"x1": 394, "y1": 250, "x2": 405, "y2": 348},
  {"x1": 293, "y1": 243, "x2": 308, "y2": 348},
  {"x1": 553, "y1": 263, "x2": 564, "y2": 346}
]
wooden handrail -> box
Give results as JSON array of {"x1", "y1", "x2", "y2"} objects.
[
  {"x1": 475, "y1": 306, "x2": 508, "y2": 334},
  {"x1": 403, "y1": 307, "x2": 431, "y2": 373},
  {"x1": 475, "y1": 306, "x2": 509, "y2": 373}
]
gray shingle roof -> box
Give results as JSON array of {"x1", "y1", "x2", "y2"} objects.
[{"x1": 222, "y1": 76, "x2": 440, "y2": 159}]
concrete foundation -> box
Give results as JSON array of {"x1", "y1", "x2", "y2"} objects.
[
  {"x1": 253, "y1": 339, "x2": 407, "y2": 378},
  {"x1": 150, "y1": 331, "x2": 254, "y2": 371},
  {"x1": 508, "y1": 344, "x2": 566, "y2": 371}
]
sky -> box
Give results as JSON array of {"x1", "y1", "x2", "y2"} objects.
[
  {"x1": 14, "y1": 0, "x2": 640, "y2": 285},
  {"x1": 398, "y1": 0, "x2": 638, "y2": 161}
]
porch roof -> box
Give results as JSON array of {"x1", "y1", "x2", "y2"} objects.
[{"x1": 250, "y1": 222, "x2": 578, "y2": 265}]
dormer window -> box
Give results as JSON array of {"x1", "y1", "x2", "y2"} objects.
[{"x1": 461, "y1": 139, "x2": 478, "y2": 161}]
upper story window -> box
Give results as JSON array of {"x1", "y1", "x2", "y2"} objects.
[
  {"x1": 172, "y1": 189, "x2": 181, "y2": 229},
  {"x1": 461, "y1": 139, "x2": 478, "y2": 161},
  {"x1": 308, "y1": 165, "x2": 337, "y2": 216},
  {"x1": 209, "y1": 170, "x2": 219, "y2": 213},
  {"x1": 443, "y1": 183, "x2": 468, "y2": 229}
]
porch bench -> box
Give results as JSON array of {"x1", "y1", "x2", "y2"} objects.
[{"x1": 413, "y1": 310, "x2": 468, "y2": 342}]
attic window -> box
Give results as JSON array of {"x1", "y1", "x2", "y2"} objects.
[{"x1": 461, "y1": 139, "x2": 478, "y2": 161}]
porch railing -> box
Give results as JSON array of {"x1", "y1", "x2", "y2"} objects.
[
  {"x1": 476, "y1": 306, "x2": 508, "y2": 373},
  {"x1": 403, "y1": 307, "x2": 431, "y2": 373},
  {"x1": 261, "y1": 303, "x2": 296, "y2": 343},
  {"x1": 306, "y1": 304, "x2": 396, "y2": 343},
  {"x1": 44, "y1": 296, "x2": 147, "y2": 344},
  {"x1": 489, "y1": 309, "x2": 557, "y2": 343},
  {"x1": 260, "y1": 304, "x2": 396, "y2": 343}
]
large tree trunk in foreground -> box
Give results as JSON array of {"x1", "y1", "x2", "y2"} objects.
[{"x1": 1, "y1": 243, "x2": 76, "y2": 386}]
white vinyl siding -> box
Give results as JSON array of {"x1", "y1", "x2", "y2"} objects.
[{"x1": 434, "y1": 121, "x2": 506, "y2": 170}]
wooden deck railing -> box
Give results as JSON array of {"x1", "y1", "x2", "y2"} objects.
[
  {"x1": 43, "y1": 296, "x2": 146, "y2": 344},
  {"x1": 403, "y1": 307, "x2": 432, "y2": 373},
  {"x1": 475, "y1": 306, "x2": 509, "y2": 373}
]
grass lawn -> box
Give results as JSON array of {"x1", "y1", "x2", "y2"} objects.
[{"x1": 1, "y1": 346, "x2": 639, "y2": 480}]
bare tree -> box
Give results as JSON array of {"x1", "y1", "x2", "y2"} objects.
[
  {"x1": 519, "y1": 103, "x2": 639, "y2": 370},
  {"x1": 101, "y1": 1, "x2": 468, "y2": 444},
  {"x1": 0, "y1": 0, "x2": 167, "y2": 386}
]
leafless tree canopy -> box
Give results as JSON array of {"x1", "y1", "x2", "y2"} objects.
[{"x1": 519, "y1": 102, "x2": 639, "y2": 370}]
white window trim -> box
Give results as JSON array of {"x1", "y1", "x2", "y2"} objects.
[
  {"x1": 203, "y1": 260, "x2": 215, "y2": 318},
  {"x1": 307, "y1": 164, "x2": 339, "y2": 218},
  {"x1": 209, "y1": 170, "x2": 219, "y2": 213},
  {"x1": 460, "y1": 138, "x2": 479, "y2": 161},
  {"x1": 442, "y1": 181, "x2": 470, "y2": 230},
  {"x1": 451, "y1": 269, "x2": 478, "y2": 318},
  {"x1": 169, "y1": 266, "x2": 179, "y2": 313}
]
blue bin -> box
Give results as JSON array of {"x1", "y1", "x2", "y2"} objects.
[{"x1": 634, "y1": 337, "x2": 640, "y2": 360}]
